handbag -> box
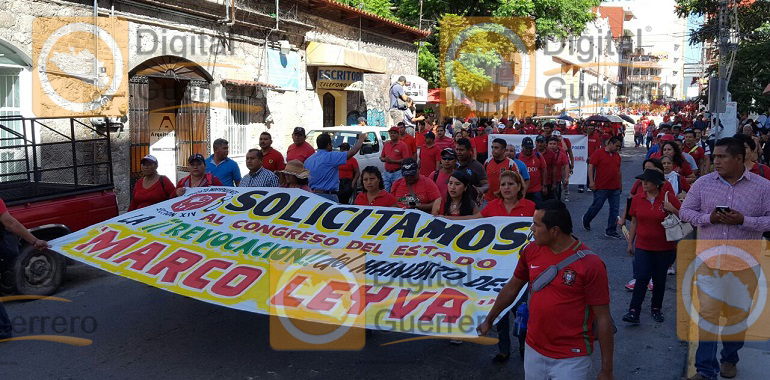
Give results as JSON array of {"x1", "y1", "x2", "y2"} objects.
[{"x1": 660, "y1": 192, "x2": 693, "y2": 241}]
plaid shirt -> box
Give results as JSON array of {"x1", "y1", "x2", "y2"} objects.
[{"x1": 239, "y1": 167, "x2": 279, "y2": 187}]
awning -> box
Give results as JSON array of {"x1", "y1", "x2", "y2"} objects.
[{"x1": 306, "y1": 41, "x2": 387, "y2": 74}]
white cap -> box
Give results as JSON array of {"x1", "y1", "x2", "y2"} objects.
[
  {"x1": 141, "y1": 154, "x2": 158, "y2": 164},
  {"x1": 552, "y1": 130, "x2": 562, "y2": 137}
]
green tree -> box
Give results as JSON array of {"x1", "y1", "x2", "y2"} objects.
[
  {"x1": 676, "y1": 0, "x2": 770, "y2": 113},
  {"x1": 339, "y1": 0, "x2": 398, "y2": 21}
]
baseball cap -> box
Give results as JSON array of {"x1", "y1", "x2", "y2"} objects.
[
  {"x1": 188, "y1": 153, "x2": 205, "y2": 164},
  {"x1": 424, "y1": 131, "x2": 436, "y2": 140},
  {"x1": 660, "y1": 134, "x2": 675, "y2": 142},
  {"x1": 441, "y1": 148, "x2": 457, "y2": 160},
  {"x1": 521, "y1": 137, "x2": 534, "y2": 149},
  {"x1": 389, "y1": 126, "x2": 400, "y2": 132},
  {"x1": 401, "y1": 158, "x2": 418, "y2": 176},
  {"x1": 552, "y1": 130, "x2": 562, "y2": 137},
  {"x1": 535, "y1": 135, "x2": 546, "y2": 142},
  {"x1": 140, "y1": 154, "x2": 158, "y2": 164},
  {"x1": 293, "y1": 127, "x2": 306, "y2": 135}
]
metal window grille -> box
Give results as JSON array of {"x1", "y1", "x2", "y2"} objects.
[
  {"x1": 0, "y1": 68, "x2": 23, "y2": 181},
  {"x1": 224, "y1": 96, "x2": 252, "y2": 156}
]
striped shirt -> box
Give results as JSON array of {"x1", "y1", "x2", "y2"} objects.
[
  {"x1": 680, "y1": 169, "x2": 770, "y2": 270},
  {"x1": 239, "y1": 167, "x2": 279, "y2": 187}
]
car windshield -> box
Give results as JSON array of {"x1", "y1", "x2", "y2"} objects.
[{"x1": 306, "y1": 130, "x2": 361, "y2": 151}]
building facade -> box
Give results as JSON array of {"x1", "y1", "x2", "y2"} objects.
[{"x1": 0, "y1": 0, "x2": 426, "y2": 209}]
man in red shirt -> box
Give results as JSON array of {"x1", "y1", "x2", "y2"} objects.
[
  {"x1": 286, "y1": 127, "x2": 316, "y2": 163},
  {"x1": 380, "y1": 126, "x2": 411, "y2": 192},
  {"x1": 390, "y1": 158, "x2": 441, "y2": 211},
  {"x1": 484, "y1": 138, "x2": 518, "y2": 203},
  {"x1": 259, "y1": 132, "x2": 286, "y2": 172},
  {"x1": 399, "y1": 122, "x2": 418, "y2": 160},
  {"x1": 543, "y1": 137, "x2": 569, "y2": 201},
  {"x1": 433, "y1": 124, "x2": 455, "y2": 151},
  {"x1": 516, "y1": 137, "x2": 547, "y2": 204},
  {"x1": 473, "y1": 126, "x2": 490, "y2": 164},
  {"x1": 583, "y1": 136, "x2": 623, "y2": 239},
  {"x1": 683, "y1": 129, "x2": 706, "y2": 175},
  {"x1": 419, "y1": 131, "x2": 441, "y2": 177},
  {"x1": 337, "y1": 142, "x2": 359, "y2": 204},
  {"x1": 478, "y1": 200, "x2": 614, "y2": 380}
]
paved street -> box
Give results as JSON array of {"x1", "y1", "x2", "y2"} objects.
[{"x1": 0, "y1": 135, "x2": 688, "y2": 379}]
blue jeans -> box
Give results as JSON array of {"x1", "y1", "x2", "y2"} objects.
[
  {"x1": 526, "y1": 191, "x2": 543, "y2": 206},
  {"x1": 0, "y1": 302, "x2": 10, "y2": 339},
  {"x1": 694, "y1": 266, "x2": 759, "y2": 379},
  {"x1": 316, "y1": 193, "x2": 339, "y2": 203},
  {"x1": 629, "y1": 248, "x2": 675, "y2": 311},
  {"x1": 583, "y1": 189, "x2": 620, "y2": 234},
  {"x1": 382, "y1": 170, "x2": 402, "y2": 193}
]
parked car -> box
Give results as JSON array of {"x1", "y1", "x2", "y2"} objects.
[
  {"x1": 0, "y1": 116, "x2": 119, "y2": 296},
  {"x1": 305, "y1": 126, "x2": 390, "y2": 172}
]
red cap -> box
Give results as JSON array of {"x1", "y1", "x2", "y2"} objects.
[
  {"x1": 660, "y1": 134, "x2": 675, "y2": 142},
  {"x1": 601, "y1": 133, "x2": 611, "y2": 140},
  {"x1": 389, "y1": 126, "x2": 399, "y2": 132}
]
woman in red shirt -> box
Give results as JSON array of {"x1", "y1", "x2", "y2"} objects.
[
  {"x1": 660, "y1": 141, "x2": 696, "y2": 183},
  {"x1": 355, "y1": 166, "x2": 397, "y2": 207},
  {"x1": 128, "y1": 155, "x2": 176, "y2": 211},
  {"x1": 622, "y1": 168, "x2": 680, "y2": 325},
  {"x1": 337, "y1": 143, "x2": 360, "y2": 204},
  {"x1": 431, "y1": 170, "x2": 478, "y2": 218}
]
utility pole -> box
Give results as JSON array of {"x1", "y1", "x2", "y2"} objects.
[
  {"x1": 417, "y1": 0, "x2": 423, "y2": 74},
  {"x1": 713, "y1": 0, "x2": 729, "y2": 139}
]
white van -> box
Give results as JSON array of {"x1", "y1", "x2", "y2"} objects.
[{"x1": 305, "y1": 126, "x2": 390, "y2": 172}]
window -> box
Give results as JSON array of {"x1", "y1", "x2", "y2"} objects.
[
  {"x1": 322, "y1": 93, "x2": 335, "y2": 128},
  {"x1": 224, "y1": 96, "x2": 254, "y2": 156},
  {"x1": 0, "y1": 67, "x2": 23, "y2": 182}
]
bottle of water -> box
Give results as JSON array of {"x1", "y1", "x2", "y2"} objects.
[{"x1": 513, "y1": 302, "x2": 529, "y2": 337}]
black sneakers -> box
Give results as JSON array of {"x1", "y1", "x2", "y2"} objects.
[
  {"x1": 582, "y1": 215, "x2": 591, "y2": 231},
  {"x1": 622, "y1": 309, "x2": 640, "y2": 324},
  {"x1": 651, "y1": 309, "x2": 665, "y2": 323}
]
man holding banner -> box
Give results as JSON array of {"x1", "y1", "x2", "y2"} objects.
[{"x1": 477, "y1": 200, "x2": 614, "y2": 380}]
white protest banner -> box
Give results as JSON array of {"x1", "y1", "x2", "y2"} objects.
[
  {"x1": 50, "y1": 188, "x2": 531, "y2": 339},
  {"x1": 489, "y1": 134, "x2": 588, "y2": 185}
]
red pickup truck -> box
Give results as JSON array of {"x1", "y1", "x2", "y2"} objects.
[{"x1": 0, "y1": 116, "x2": 119, "y2": 296}]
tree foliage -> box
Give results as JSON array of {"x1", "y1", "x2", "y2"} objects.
[
  {"x1": 676, "y1": 0, "x2": 770, "y2": 113},
  {"x1": 338, "y1": 0, "x2": 398, "y2": 21}
]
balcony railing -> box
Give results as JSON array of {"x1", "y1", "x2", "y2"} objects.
[{"x1": 627, "y1": 75, "x2": 661, "y2": 83}]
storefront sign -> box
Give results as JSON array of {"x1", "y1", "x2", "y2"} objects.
[
  {"x1": 148, "y1": 113, "x2": 176, "y2": 179},
  {"x1": 317, "y1": 67, "x2": 364, "y2": 90}
]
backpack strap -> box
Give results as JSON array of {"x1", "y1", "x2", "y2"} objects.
[
  {"x1": 159, "y1": 175, "x2": 169, "y2": 200},
  {"x1": 531, "y1": 249, "x2": 596, "y2": 293},
  {"x1": 432, "y1": 169, "x2": 440, "y2": 182}
]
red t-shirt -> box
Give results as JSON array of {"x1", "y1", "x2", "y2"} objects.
[
  {"x1": 286, "y1": 142, "x2": 316, "y2": 163},
  {"x1": 683, "y1": 143, "x2": 704, "y2": 164},
  {"x1": 630, "y1": 179, "x2": 675, "y2": 196},
  {"x1": 416, "y1": 131, "x2": 426, "y2": 148},
  {"x1": 339, "y1": 156, "x2": 358, "y2": 180},
  {"x1": 480, "y1": 198, "x2": 535, "y2": 217},
  {"x1": 629, "y1": 190, "x2": 681, "y2": 251},
  {"x1": 589, "y1": 148, "x2": 621, "y2": 190},
  {"x1": 513, "y1": 240, "x2": 610, "y2": 358},
  {"x1": 473, "y1": 135, "x2": 489, "y2": 154},
  {"x1": 355, "y1": 190, "x2": 397, "y2": 207},
  {"x1": 431, "y1": 169, "x2": 452, "y2": 198},
  {"x1": 129, "y1": 176, "x2": 176, "y2": 211},
  {"x1": 587, "y1": 132, "x2": 602, "y2": 157},
  {"x1": 434, "y1": 136, "x2": 456, "y2": 151},
  {"x1": 750, "y1": 163, "x2": 770, "y2": 180},
  {"x1": 176, "y1": 173, "x2": 223, "y2": 189},
  {"x1": 262, "y1": 148, "x2": 286, "y2": 172},
  {"x1": 0, "y1": 198, "x2": 7, "y2": 214},
  {"x1": 484, "y1": 157, "x2": 516, "y2": 201},
  {"x1": 673, "y1": 161, "x2": 693, "y2": 177},
  {"x1": 381, "y1": 140, "x2": 410, "y2": 172},
  {"x1": 419, "y1": 144, "x2": 441, "y2": 177},
  {"x1": 544, "y1": 149, "x2": 569, "y2": 184},
  {"x1": 390, "y1": 175, "x2": 441, "y2": 207},
  {"x1": 517, "y1": 152, "x2": 546, "y2": 193},
  {"x1": 402, "y1": 135, "x2": 417, "y2": 158}
]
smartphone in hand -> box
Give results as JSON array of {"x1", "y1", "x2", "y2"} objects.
[{"x1": 715, "y1": 206, "x2": 731, "y2": 213}]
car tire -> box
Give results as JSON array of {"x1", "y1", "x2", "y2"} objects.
[{"x1": 11, "y1": 245, "x2": 66, "y2": 296}]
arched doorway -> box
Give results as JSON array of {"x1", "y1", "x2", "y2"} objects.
[
  {"x1": 128, "y1": 56, "x2": 212, "y2": 187},
  {"x1": 322, "y1": 92, "x2": 336, "y2": 128}
]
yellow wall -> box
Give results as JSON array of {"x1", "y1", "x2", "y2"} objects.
[{"x1": 318, "y1": 90, "x2": 347, "y2": 126}]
